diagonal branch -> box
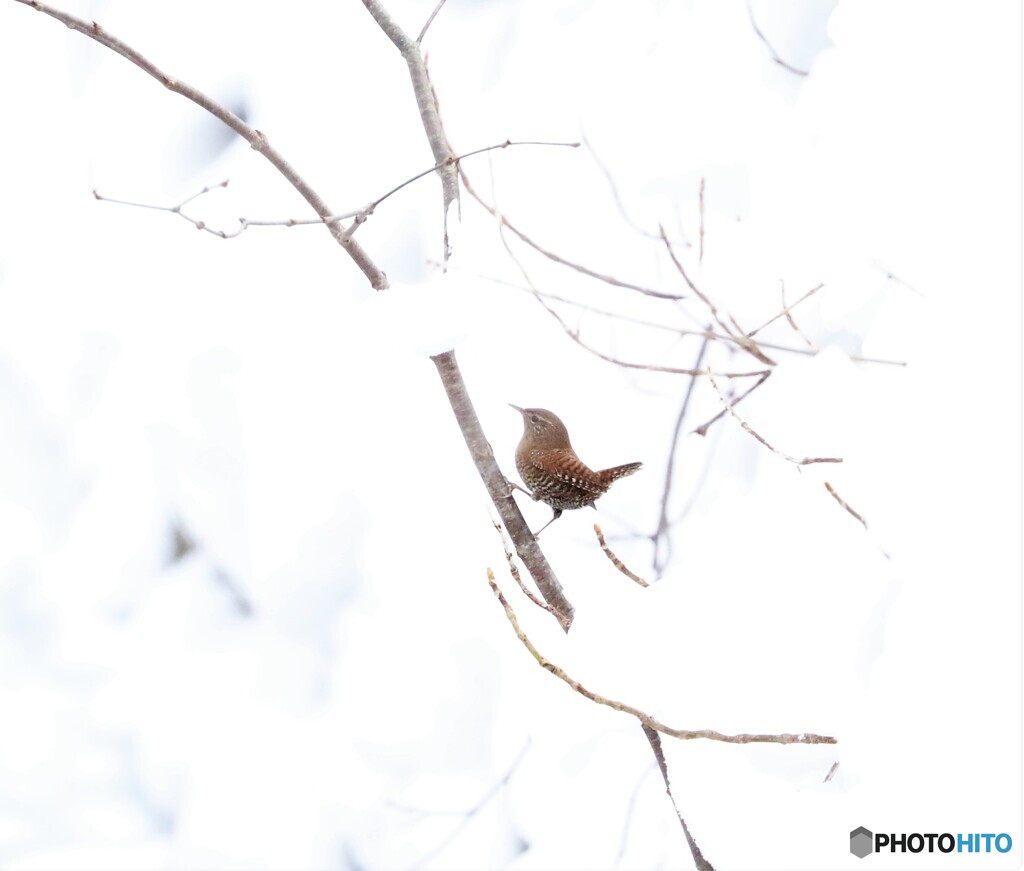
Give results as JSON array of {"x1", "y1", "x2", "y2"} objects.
[
  {"x1": 432, "y1": 352, "x2": 574, "y2": 629},
  {"x1": 706, "y1": 368, "x2": 842, "y2": 465},
  {"x1": 487, "y1": 570, "x2": 837, "y2": 746},
  {"x1": 642, "y1": 726, "x2": 715, "y2": 871},
  {"x1": 361, "y1": 0, "x2": 460, "y2": 264},
  {"x1": 14, "y1": 0, "x2": 388, "y2": 290}
]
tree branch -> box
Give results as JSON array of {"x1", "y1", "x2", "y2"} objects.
[
  {"x1": 432, "y1": 352, "x2": 574, "y2": 629},
  {"x1": 487, "y1": 570, "x2": 836, "y2": 746},
  {"x1": 361, "y1": 0, "x2": 460, "y2": 263},
  {"x1": 14, "y1": 0, "x2": 388, "y2": 289}
]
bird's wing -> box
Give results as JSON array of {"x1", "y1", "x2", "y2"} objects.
[{"x1": 529, "y1": 450, "x2": 606, "y2": 495}]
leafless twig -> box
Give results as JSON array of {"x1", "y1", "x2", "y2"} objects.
[
  {"x1": 778, "y1": 280, "x2": 819, "y2": 345},
  {"x1": 642, "y1": 726, "x2": 715, "y2": 871},
  {"x1": 594, "y1": 524, "x2": 650, "y2": 588},
  {"x1": 462, "y1": 270, "x2": 906, "y2": 366},
  {"x1": 747, "y1": 282, "x2": 824, "y2": 338},
  {"x1": 361, "y1": 0, "x2": 459, "y2": 264},
  {"x1": 747, "y1": 1, "x2": 810, "y2": 76},
  {"x1": 706, "y1": 368, "x2": 842, "y2": 465},
  {"x1": 652, "y1": 336, "x2": 708, "y2": 573},
  {"x1": 658, "y1": 224, "x2": 736, "y2": 337},
  {"x1": 493, "y1": 521, "x2": 570, "y2": 623},
  {"x1": 824, "y1": 482, "x2": 868, "y2": 530},
  {"x1": 461, "y1": 168, "x2": 682, "y2": 300},
  {"x1": 416, "y1": 0, "x2": 447, "y2": 44},
  {"x1": 823, "y1": 761, "x2": 839, "y2": 784},
  {"x1": 15, "y1": 0, "x2": 388, "y2": 289},
  {"x1": 531, "y1": 289, "x2": 768, "y2": 380},
  {"x1": 582, "y1": 135, "x2": 689, "y2": 246},
  {"x1": 94, "y1": 140, "x2": 577, "y2": 240},
  {"x1": 487, "y1": 570, "x2": 837, "y2": 746},
  {"x1": 403, "y1": 739, "x2": 531, "y2": 870},
  {"x1": 699, "y1": 176, "x2": 705, "y2": 264},
  {"x1": 616, "y1": 763, "x2": 657, "y2": 862},
  {"x1": 692, "y1": 370, "x2": 771, "y2": 437}
]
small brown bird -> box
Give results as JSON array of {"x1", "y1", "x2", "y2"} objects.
[{"x1": 510, "y1": 405, "x2": 642, "y2": 535}]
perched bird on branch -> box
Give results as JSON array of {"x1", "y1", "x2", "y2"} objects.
[{"x1": 510, "y1": 405, "x2": 642, "y2": 536}]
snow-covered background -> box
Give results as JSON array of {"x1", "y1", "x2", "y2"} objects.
[{"x1": 0, "y1": 0, "x2": 1019, "y2": 868}]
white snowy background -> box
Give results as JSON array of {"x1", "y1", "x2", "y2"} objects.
[{"x1": 0, "y1": 0, "x2": 1019, "y2": 869}]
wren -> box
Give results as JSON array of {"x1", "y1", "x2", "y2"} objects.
[{"x1": 510, "y1": 405, "x2": 642, "y2": 536}]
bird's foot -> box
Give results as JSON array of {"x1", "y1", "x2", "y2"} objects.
[{"x1": 504, "y1": 479, "x2": 536, "y2": 500}]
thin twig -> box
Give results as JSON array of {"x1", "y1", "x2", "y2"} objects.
[
  {"x1": 706, "y1": 368, "x2": 842, "y2": 465},
  {"x1": 416, "y1": 0, "x2": 447, "y2": 44},
  {"x1": 658, "y1": 224, "x2": 736, "y2": 337},
  {"x1": 461, "y1": 168, "x2": 682, "y2": 300},
  {"x1": 493, "y1": 521, "x2": 569, "y2": 622},
  {"x1": 531, "y1": 286, "x2": 768, "y2": 380},
  {"x1": 823, "y1": 761, "x2": 839, "y2": 784},
  {"x1": 824, "y1": 482, "x2": 868, "y2": 530},
  {"x1": 487, "y1": 570, "x2": 837, "y2": 746},
  {"x1": 408, "y1": 739, "x2": 531, "y2": 870},
  {"x1": 653, "y1": 336, "x2": 709, "y2": 573},
  {"x1": 642, "y1": 726, "x2": 716, "y2": 871},
  {"x1": 698, "y1": 176, "x2": 705, "y2": 264},
  {"x1": 361, "y1": 0, "x2": 459, "y2": 263},
  {"x1": 594, "y1": 524, "x2": 650, "y2": 587},
  {"x1": 692, "y1": 370, "x2": 770, "y2": 437},
  {"x1": 15, "y1": 0, "x2": 388, "y2": 289},
  {"x1": 459, "y1": 270, "x2": 906, "y2": 366},
  {"x1": 582, "y1": 134, "x2": 689, "y2": 246},
  {"x1": 779, "y1": 280, "x2": 816, "y2": 347},
  {"x1": 94, "y1": 140, "x2": 577, "y2": 240},
  {"x1": 658, "y1": 223, "x2": 775, "y2": 367},
  {"x1": 747, "y1": 282, "x2": 824, "y2": 338},
  {"x1": 747, "y1": 0, "x2": 810, "y2": 76},
  {"x1": 616, "y1": 763, "x2": 656, "y2": 862}
]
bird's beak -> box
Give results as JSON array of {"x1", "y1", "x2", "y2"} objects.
[{"x1": 508, "y1": 403, "x2": 525, "y2": 414}]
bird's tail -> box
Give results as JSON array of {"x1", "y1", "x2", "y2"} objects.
[{"x1": 599, "y1": 461, "x2": 642, "y2": 485}]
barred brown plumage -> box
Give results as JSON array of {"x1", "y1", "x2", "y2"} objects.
[{"x1": 510, "y1": 405, "x2": 642, "y2": 536}]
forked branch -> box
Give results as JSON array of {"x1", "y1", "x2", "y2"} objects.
[
  {"x1": 487, "y1": 570, "x2": 836, "y2": 746},
  {"x1": 14, "y1": 0, "x2": 388, "y2": 289}
]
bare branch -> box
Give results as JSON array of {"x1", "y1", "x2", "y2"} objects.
[
  {"x1": 432, "y1": 352, "x2": 574, "y2": 629},
  {"x1": 462, "y1": 270, "x2": 906, "y2": 366},
  {"x1": 692, "y1": 370, "x2": 770, "y2": 437},
  {"x1": 94, "y1": 140, "x2": 577, "y2": 240},
  {"x1": 461, "y1": 168, "x2": 684, "y2": 300},
  {"x1": 706, "y1": 369, "x2": 842, "y2": 465},
  {"x1": 779, "y1": 280, "x2": 816, "y2": 347},
  {"x1": 526, "y1": 279, "x2": 768, "y2": 380},
  {"x1": 653, "y1": 336, "x2": 709, "y2": 573},
  {"x1": 14, "y1": 0, "x2": 388, "y2": 289},
  {"x1": 658, "y1": 224, "x2": 737, "y2": 336},
  {"x1": 747, "y1": 282, "x2": 824, "y2": 338},
  {"x1": 641, "y1": 726, "x2": 716, "y2": 871},
  {"x1": 747, "y1": 1, "x2": 810, "y2": 76},
  {"x1": 487, "y1": 570, "x2": 837, "y2": 746},
  {"x1": 361, "y1": 0, "x2": 459, "y2": 263},
  {"x1": 824, "y1": 482, "x2": 869, "y2": 530},
  {"x1": 582, "y1": 135, "x2": 690, "y2": 246},
  {"x1": 416, "y1": 0, "x2": 448, "y2": 44},
  {"x1": 698, "y1": 176, "x2": 705, "y2": 264},
  {"x1": 401, "y1": 739, "x2": 531, "y2": 870},
  {"x1": 493, "y1": 521, "x2": 570, "y2": 623},
  {"x1": 594, "y1": 524, "x2": 650, "y2": 588}
]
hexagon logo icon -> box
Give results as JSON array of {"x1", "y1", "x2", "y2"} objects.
[{"x1": 850, "y1": 826, "x2": 873, "y2": 858}]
